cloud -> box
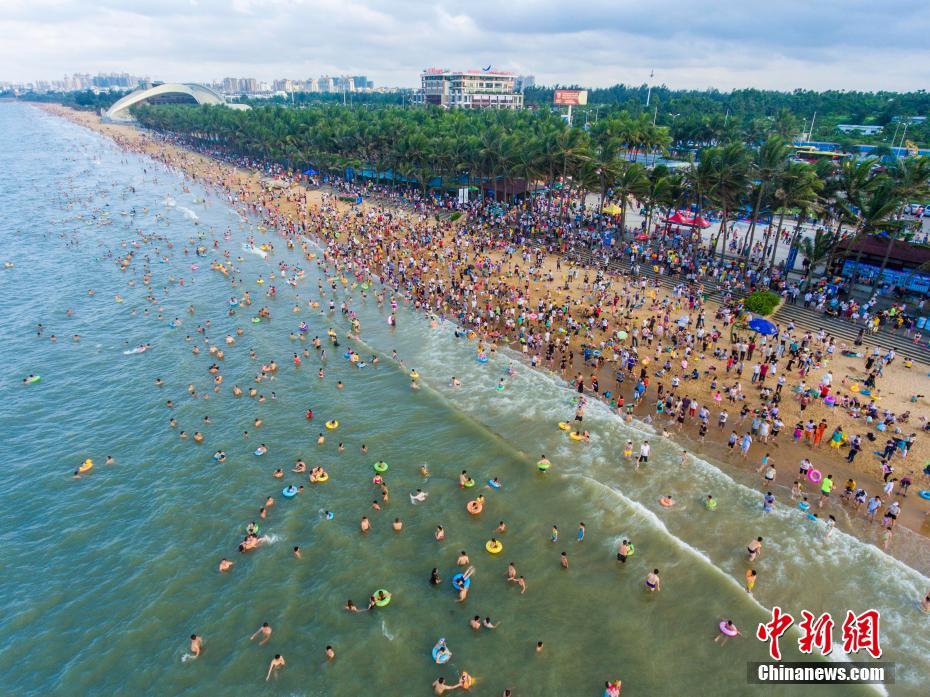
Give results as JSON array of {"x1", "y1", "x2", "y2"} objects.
[{"x1": 1, "y1": 0, "x2": 928, "y2": 91}]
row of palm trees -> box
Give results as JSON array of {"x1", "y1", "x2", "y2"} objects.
[{"x1": 132, "y1": 103, "x2": 930, "y2": 284}]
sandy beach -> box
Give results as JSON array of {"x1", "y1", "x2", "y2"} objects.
[{"x1": 43, "y1": 103, "x2": 930, "y2": 554}]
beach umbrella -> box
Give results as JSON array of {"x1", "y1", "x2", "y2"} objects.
[
  {"x1": 603, "y1": 204, "x2": 622, "y2": 215},
  {"x1": 617, "y1": 330, "x2": 628, "y2": 340},
  {"x1": 748, "y1": 318, "x2": 777, "y2": 335}
]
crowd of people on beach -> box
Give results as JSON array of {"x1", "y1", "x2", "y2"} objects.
[{"x1": 42, "y1": 107, "x2": 930, "y2": 693}]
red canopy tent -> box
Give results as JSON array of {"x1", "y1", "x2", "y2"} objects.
[{"x1": 666, "y1": 211, "x2": 711, "y2": 228}]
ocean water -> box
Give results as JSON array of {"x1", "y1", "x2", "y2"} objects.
[{"x1": 1, "y1": 102, "x2": 927, "y2": 697}]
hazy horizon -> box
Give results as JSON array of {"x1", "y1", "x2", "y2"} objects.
[{"x1": 3, "y1": 0, "x2": 928, "y2": 92}]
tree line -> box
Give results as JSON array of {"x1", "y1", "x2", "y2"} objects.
[
  {"x1": 525, "y1": 84, "x2": 930, "y2": 148},
  {"x1": 131, "y1": 102, "x2": 930, "y2": 285}
]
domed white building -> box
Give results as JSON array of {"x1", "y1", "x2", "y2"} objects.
[{"x1": 104, "y1": 83, "x2": 249, "y2": 122}]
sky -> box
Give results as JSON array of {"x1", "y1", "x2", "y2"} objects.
[{"x1": 2, "y1": 0, "x2": 929, "y2": 91}]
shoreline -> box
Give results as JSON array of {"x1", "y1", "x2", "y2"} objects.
[{"x1": 37, "y1": 103, "x2": 930, "y2": 575}]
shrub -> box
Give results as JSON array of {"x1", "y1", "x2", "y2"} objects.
[
  {"x1": 449, "y1": 211, "x2": 462, "y2": 222},
  {"x1": 743, "y1": 290, "x2": 781, "y2": 316}
]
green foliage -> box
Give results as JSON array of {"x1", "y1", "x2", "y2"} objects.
[
  {"x1": 17, "y1": 89, "x2": 130, "y2": 111},
  {"x1": 524, "y1": 84, "x2": 930, "y2": 147},
  {"x1": 128, "y1": 103, "x2": 675, "y2": 198},
  {"x1": 744, "y1": 290, "x2": 782, "y2": 316},
  {"x1": 449, "y1": 211, "x2": 462, "y2": 222}
]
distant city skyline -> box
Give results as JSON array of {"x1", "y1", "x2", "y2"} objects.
[{"x1": 2, "y1": 1, "x2": 929, "y2": 92}]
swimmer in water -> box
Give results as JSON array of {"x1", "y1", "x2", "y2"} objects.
[
  {"x1": 455, "y1": 565, "x2": 475, "y2": 602},
  {"x1": 265, "y1": 654, "x2": 285, "y2": 681},
  {"x1": 219, "y1": 558, "x2": 234, "y2": 573},
  {"x1": 645, "y1": 569, "x2": 662, "y2": 592},
  {"x1": 189, "y1": 634, "x2": 203, "y2": 658},
  {"x1": 714, "y1": 619, "x2": 742, "y2": 645},
  {"x1": 250, "y1": 622, "x2": 272, "y2": 645}
]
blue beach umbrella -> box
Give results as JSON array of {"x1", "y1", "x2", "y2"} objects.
[{"x1": 748, "y1": 318, "x2": 777, "y2": 335}]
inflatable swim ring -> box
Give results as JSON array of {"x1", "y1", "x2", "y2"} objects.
[
  {"x1": 918, "y1": 490, "x2": 930, "y2": 501},
  {"x1": 312, "y1": 472, "x2": 329, "y2": 483},
  {"x1": 488, "y1": 479, "x2": 501, "y2": 489},
  {"x1": 659, "y1": 496, "x2": 675, "y2": 507},
  {"x1": 626, "y1": 543, "x2": 635, "y2": 557},
  {"x1": 254, "y1": 448, "x2": 266, "y2": 456},
  {"x1": 373, "y1": 461, "x2": 388, "y2": 473},
  {"x1": 558, "y1": 422, "x2": 570, "y2": 431},
  {"x1": 451, "y1": 573, "x2": 471, "y2": 590},
  {"x1": 251, "y1": 317, "x2": 261, "y2": 324},
  {"x1": 409, "y1": 370, "x2": 419, "y2": 380},
  {"x1": 460, "y1": 672, "x2": 474, "y2": 690},
  {"x1": 79, "y1": 458, "x2": 93, "y2": 474},
  {"x1": 496, "y1": 384, "x2": 505, "y2": 391},
  {"x1": 25, "y1": 375, "x2": 41, "y2": 384},
  {"x1": 325, "y1": 420, "x2": 339, "y2": 430},
  {"x1": 798, "y1": 501, "x2": 810, "y2": 511},
  {"x1": 807, "y1": 469, "x2": 822, "y2": 484},
  {"x1": 476, "y1": 355, "x2": 489, "y2": 364},
  {"x1": 537, "y1": 459, "x2": 551, "y2": 471},
  {"x1": 466, "y1": 499, "x2": 483, "y2": 515},
  {"x1": 485, "y1": 539, "x2": 503, "y2": 554},
  {"x1": 282, "y1": 486, "x2": 298, "y2": 498},
  {"x1": 432, "y1": 639, "x2": 451, "y2": 664},
  {"x1": 463, "y1": 478, "x2": 475, "y2": 488},
  {"x1": 373, "y1": 590, "x2": 392, "y2": 607},
  {"x1": 719, "y1": 621, "x2": 738, "y2": 637},
  {"x1": 569, "y1": 432, "x2": 584, "y2": 441}
]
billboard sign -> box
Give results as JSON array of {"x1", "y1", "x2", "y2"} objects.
[{"x1": 554, "y1": 89, "x2": 588, "y2": 105}]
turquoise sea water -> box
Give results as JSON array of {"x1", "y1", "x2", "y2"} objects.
[{"x1": 1, "y1": 103, "x2": 928, "y2": 696}]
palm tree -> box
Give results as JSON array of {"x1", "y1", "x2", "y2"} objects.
[
  {"x1": 684, "y1": 151, "x2": 718, "y2": 244},
  {"x1": 871, "y1": 156, "x2": 930, "y2": 287},
  {"x1": 820, "y1": 157, "x2": 879, "y2": 272},
  {"x1": 799, "y1": 229, "x2": 837, "y2": 287},
  {"x1": 641, "y1": 165, "x2": 680, "y2": 235},
  {"x1": 612, "y1": 161, "x2": 649, "y2": 239},
  {"x1": 742, "y1": 136, "x2": 789, "y2": 258},
  {"x1": 707, "y1": 142, "x2": 751, "y2": 260},
  {"x1": 767, "y1": 161, "x2": 822, "y2": 269}
]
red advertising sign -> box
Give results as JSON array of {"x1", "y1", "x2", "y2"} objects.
[{"x1": 554, "y1": 89, "x2": 588, "y2": 106}]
